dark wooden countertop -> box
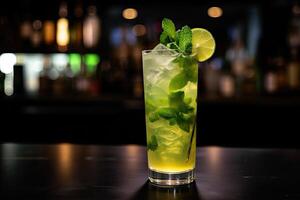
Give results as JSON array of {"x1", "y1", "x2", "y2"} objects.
[{"x1": 1, "y1": 144, "x2": 300, "y2": 200}]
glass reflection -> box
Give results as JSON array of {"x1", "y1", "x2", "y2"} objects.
[
  {"x1": 124, "y1": 145, "x2": 141, "y2": 171},
  {"x1": 57, "y1": 143, "x2": 73, "y2": 183},
  {"x1": 1, "y1": 144, "x2": 18, "y2": 183},
  {"x1": 207, "y1": 147, "x2": 221, "y2": 170},
  {"x1": 130, "y1": 181, "x2": 201, "y2": 200}
]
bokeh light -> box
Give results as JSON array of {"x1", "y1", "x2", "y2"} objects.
[
  {"x1": 122, "y1": 8, "x2": 138, "y2": 20},
  {"x1": 208, "y1": 6, "x2": 223, "y2": 18},
  {"x1": 0, "y1": 53, "x2": 16, "y2": 74},
  {"x1": 133, "y1": 24, "x2": 146, "y2": 36},
  {"x1": 56, "y1": 18, "x2": 70, "y2": 47}
]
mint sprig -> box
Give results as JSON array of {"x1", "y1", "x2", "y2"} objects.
[{"x1": 160, "y1": 18, "x2": 192, "y2": 55}]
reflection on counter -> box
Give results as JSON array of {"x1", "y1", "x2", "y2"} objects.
[
  {"x1": 57, "y1": 144, "x2": 73, "y2": 183},
  {"x1": 130, "y1": 181, "x2": 200, "y2": 200}
]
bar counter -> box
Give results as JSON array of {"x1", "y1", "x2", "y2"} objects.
[{"x1": 1, "y1": 144, "x2": 300, "y2": 199}]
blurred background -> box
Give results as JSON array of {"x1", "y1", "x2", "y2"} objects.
[{"x1": 0, "y1": 0, "x2": 300, "y2": 147}]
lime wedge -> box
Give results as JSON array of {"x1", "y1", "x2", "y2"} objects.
[{"x1": 192, "y1": 28, "x2": 216, "y2": 62}]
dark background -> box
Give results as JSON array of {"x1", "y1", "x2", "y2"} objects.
[{"x1": 1, "y1": 0, "x2": 300, "y2": 148}]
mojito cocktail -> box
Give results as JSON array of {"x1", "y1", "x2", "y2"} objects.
[{"x1": 143, "y1": 18, "x2": 215, "y2": 186}]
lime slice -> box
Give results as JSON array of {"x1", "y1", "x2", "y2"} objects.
[{"x1": 192, "y1": 28, "x2": 216, "y2": 62}]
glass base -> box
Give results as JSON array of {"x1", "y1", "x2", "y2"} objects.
[{"x1": 148, "y1": 169, "x2": 195, "y2": 186}]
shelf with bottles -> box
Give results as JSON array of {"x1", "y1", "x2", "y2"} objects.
[
  {"x1": 0, "y1": 1, "x2": 102, "y2": 54},
  {"x1": 2, "y1": 53, "x2": 300, "y2": 104},
  {"x1": 198, "y1": 52, "x2": 300, "y2": 99},
  {"x1": 0, "y1": 53, "x2": 100, "y2": 97},
  {"x1": 0, "y1": 52, "x2": 145, "y2": 100}
]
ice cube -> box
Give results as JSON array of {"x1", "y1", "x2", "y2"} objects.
[
  {"x1": 145, "y1": 85, "x2": 169, "y2": 107},
  {"x1": 152, "y1": 44, "x2": 179, "y2": 56},
  {"x1": 150, "y1": 44, "x2": 179, "y2": 66},
  {"x1": 143, "y1": 44, "x2": 179, "y2": 75}
]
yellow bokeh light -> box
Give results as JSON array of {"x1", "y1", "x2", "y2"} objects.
[
  {"x1": 122, "y1": 8, "x2": 138, "y2": 20},
  {"x1": 208, "y1": 7, "x2": 223, "y2": 18},
  {"x1": 56, "y1": 18, "x2": 70, "y2": 47}
]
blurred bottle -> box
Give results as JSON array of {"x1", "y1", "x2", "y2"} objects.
[
  {"x1": 287, "y1": 52, "x2": 300, "y2": 90},
  {"x1": 287, "y1": 2, "x2": 300, "y2": 92},
  {"x1": 254, "y1": 62, "x2": 263, "y2": 95},
  {"x1": 264, "y1": 72, "x2": 278, "y2": 94},
  {"x1": 242, "y1": 66, "x2": 257, "y2": 96},
  {"x1": 83, "y1": 5, "x2": 101, "y2": 48},
  {"x1": 264, "y1": 59, "x2": 278, "y2": 94},
  {"x1": 43, "y1": 20, "x2": 56, "y2": 46},
  {"x1": 31, "y1": 20, "x2": 43, "y2": 48},
  {"x1": 70, "y1": 1, "x2": 83, "y2": 48},
  {"x1": 64, "y1": 63, "x2": 75, "y2": 96},
  {"x1": 219, "y1": 60, "x2": 235, "y2": 98},
  {"x1": 99, "y1": 59, "x2": 113, "y2": 94},
  {"x1": 13, "y1": 65, "x2": 25, "y2": 97},
  {"x1": 88, "y1": 64, "x2": 101, "y2": 96},
  {"x1": 52, "y1": 69, "x2": 65, "y2": 97},
  {"x1": 56, "y1": 1, "x2": 70, "y2": 52},
  {"x1": 275, "y1": 57, "x2": 287, "y2": 92},
  {"x1": 226, "y1": 38, "x2": 250, "y2": 97},
  {"x1": 39, "y1": 56, "x2": 53, "y2": 96},
  {"x1": 20, "y1": 20, "x2": 32, "y2": 50},
  {"x1": 75, "y1": 59, "x2": 90, "y2": 95},
  {"x1": 84, "y1": 54, "x2": 101, "y2": 96}
]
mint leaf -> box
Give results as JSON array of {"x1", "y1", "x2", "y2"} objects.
[
  {"x1": 175, "y1": 30, "x2": 180, "y2": 45},
  {"x1": 185, "y1": 64, "x2": 198, "y2": 83},
  {"x1": 162, "y1": 18, "x2": 176, "y2": 40},
  {"x1": 160, "y1": 31, "x2": 169, "y2": 45},
  {"x1": 179, "y1": 104, "x2": 194, "y2": 114},
  {"x1": 147, "y1": 135, "x2": 158, "y2": 151},
  {"x1": 185, "y1": 43, "x2": 192, "y2": 54},
  {"x1": 178, "y1": 26, "x2": 192, "y2": 54},
  {"x1": 157, "y1": 107, "x2": 177, "y2": 119},
  {"x1": 176, "y1": 56, "x2": 198, "y2": 83},
  {"x1": 149, "y1": 112, "x2": 160, "y2": 122},
  {"x1": 177, "y1": 113, "x2": 191, "y2": 132},
  {"x1": 169, "y1": 72, "x2": 188, "y2": 90},
  {"x1": 169, "y1": 91, "x2": 194, "y2": 114},
  {"x1": 177, "y1": 118, "x2": 190, "y2": 132},
  {"x1": 169, "y1": 118, "x2": 177, "y2": 125},
  {"x1": 178, "y1": 121, "x2": 190, "y2": 132},
  {"x1": 169, "y1": 91, "x2": 185, "y2": 108}
]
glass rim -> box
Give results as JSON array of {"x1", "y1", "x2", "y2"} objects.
[{"x1": 142, "y1": 49, "x2": 180, "y2": 55}]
